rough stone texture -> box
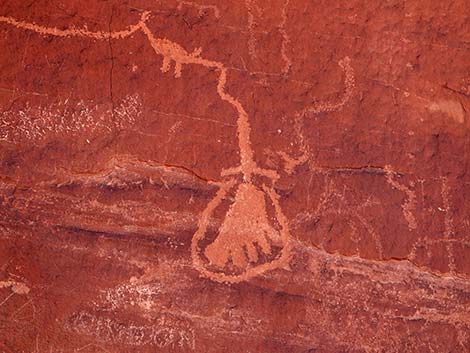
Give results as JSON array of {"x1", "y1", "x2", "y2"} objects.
[{"x1": 0, "y1": 0, "x2": 470, "y2": 352}]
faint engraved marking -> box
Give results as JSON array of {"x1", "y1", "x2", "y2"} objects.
[
  {"x1": 277, "y1": 150, "x2": 308, "y2": 174},
  {"x1": 353, "y1": 208, "x2": 384, "y2": 259},
  {"x1": 69, "y1": 263, "x2": 195, "y2": 349},
  {"x1": 303, "y1": 177, "x2": 384, "y2": 259},
  {"x1": 299, "y1": 57, "x2": 355, "y2": 116},
  {"x1": 0, "y1": 279, "x2": 30, "y2": 295},
  {"x1": 384, "y1": 165, "x2": 417, "y2": 231},
  {"x1": 277, "y1": 56, "x2": 355, "y2": 172},
  {"x1": 0, "y1": 278, "x2": 30, "y2": 307},
  {"x1": 75, "y1": 343, "x2": 111, "y2": 352},
  {"x1": 164, "y1": 120, "x2": 183, "y2": 162},
  {"x1": 245, "y1": 0, "x2": 262, "y2": 60},
  {"x1": 177, "y1": 1, "x2": 221, "y2": 19},
  {"x1": 0, "y1": 94, "x2": 141, "y2": 142},
  {"x1": 100, "y1": 281, "x2": 161, "y2": 312},
  {"x1": 152, "y1": 108, "x2": 236, "y2": 127},
  {"x1": 279, "y1": 0, "x2": 292, "y2": 75},
  {"x1": 441, "y1": 177, "x2": 457, "y2": 273},
  {"x1": 277, "y1": 116, "x2": 310, "y2": 174},
  {"x1": 69, "y1": 311, "x2": 195, "y2": 350}
]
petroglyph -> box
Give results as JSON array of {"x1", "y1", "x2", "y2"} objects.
[
  {"x1": 277, "y1": 150, "x2": 308, "y2": 174},
  {"x1": 192, "y1": 179, "x2": 292, "y2": 283},
  {"x1": 441, "y1": 177, "x2": 457, "y2": 273},
  {"x1": 277, "y1": 116, "x2": 310, "y2": 174},
  {"x1": 141, "y1": 27, "x2": 203, "y2": 78},
  {"x1": 299, "y1": 57, "x2": 355, "y2": 116},
  {"x1": 279, "y1": 0, "x2": 292, "y2": 75},
  {"x1": 0, "y1": 8, "x2": 355, "y2": 283},
  {"x1": 204, "y1": 183, "x2": 283, "y2": 268},
  {"x1": 0, "y1": 12, "x2": 149, "y2": 40},
  {"x1": 0, "y1": 278, "x2": 30, "y2": 308},
  {"x1": 69, "y1": 311, "x2": 195, "y2": 349},
  {"x1": 294, "y1": 177, "x2": 384, "y2": 259},
  {"x1": 384, "y1": 165, "x2": 417, "y2": 231},
  {"x1": 100, "y1": 281, "x2": 161, "y2": 312},
  {"x1": 279, "y1": 55, "x2": 354, "y2": 176},
  {"x1": 68, "y1": 267, "x2": 195, "y2": 349},
  {"x1": 0, "y1": 94, "x2": 141, "y2": 142},
  {"x1": 245, "y1": 0, "x2": 262, "y2": 60},
  {"x1": 0, "y1": 279, "x2": 30, "y2": 295},
  {"x1": 177, "y1": 1, "x2": 221, "y2": 19}
]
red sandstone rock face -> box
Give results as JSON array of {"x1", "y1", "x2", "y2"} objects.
[{"x1": 1, "y1": 0, "x2": 470, "y2": 352}]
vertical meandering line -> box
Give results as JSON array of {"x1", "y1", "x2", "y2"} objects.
[{"x1": 0, "y1": 9, "x2": 355, "y2": 282}]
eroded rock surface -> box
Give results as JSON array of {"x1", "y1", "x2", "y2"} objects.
[{"x1": 0, "y1": 0, "x2": 469, "y2": 352}]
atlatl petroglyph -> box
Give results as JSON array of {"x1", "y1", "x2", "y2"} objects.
[{"x1": 0, "y1": 8, "x2": 354, "y2": 283}]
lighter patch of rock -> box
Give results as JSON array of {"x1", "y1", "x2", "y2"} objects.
[{"x1": 427, "y1": 99, "x2": 465, "y2": 124}]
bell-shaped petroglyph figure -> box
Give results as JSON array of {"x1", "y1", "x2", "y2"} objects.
[
  {"x1": 191, "y1": 177, "x2": 292, "y2": 284},
  {"x1": 204, "y1": 183, "x2": 282, "y2": 269}
]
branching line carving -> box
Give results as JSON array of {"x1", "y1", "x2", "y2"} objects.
[{"x1": 0, "y1": 8, "x2": 355, "y2": 283}]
